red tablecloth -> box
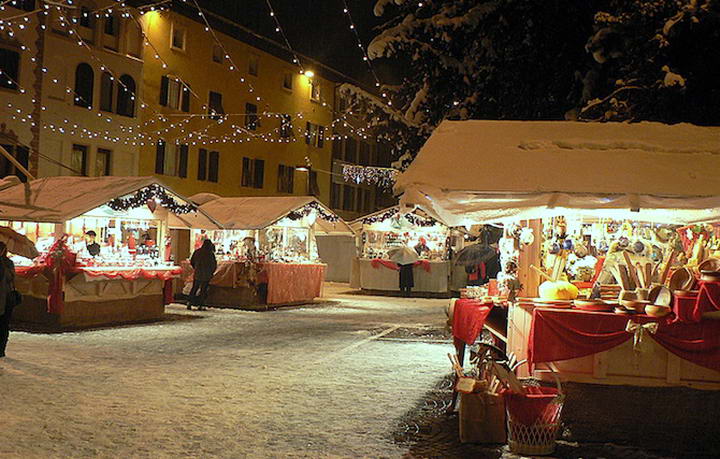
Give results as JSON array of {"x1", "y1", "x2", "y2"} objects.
[
  {"x1": 370, "y1": 258, "x2": 432, "y2": 273},
  {"x1": 529, "y1": 308, "x2": 720, "y2": 372},
  {"x1": 264, "y1": 263, "x2": 326, "y2": 305},
  {"x1": 79, "y1": 267, "x2": 182, "y2": 281},
  {"x1": 452, "y1": 299, "x2": 493, "y2": 345},
  {"x1": 673, "y1": 281, "x2": 720, "y2": 323}
]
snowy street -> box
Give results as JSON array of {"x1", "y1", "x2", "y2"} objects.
[{"x1": 0, "y1": 284, "x2": 450, "y2": 458}]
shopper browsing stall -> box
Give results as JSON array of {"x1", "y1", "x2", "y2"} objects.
[{"x1": 188, "y1": 239, "x2": 217, "y2": 311}]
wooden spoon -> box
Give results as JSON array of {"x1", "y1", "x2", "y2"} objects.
[
  {"x1": 623, "y1": 251, "x2": 640, "y2": 289},
  {"x1": 660, "y1": 250, "x2": 677, "y2": 285},
  {"x1": 530, "y1": 264, "x2": 552, "y2": 282}
]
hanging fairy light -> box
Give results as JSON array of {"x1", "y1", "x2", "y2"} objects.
[{"x1": 342, "y1": 164, "x2": 398, "y2": 189}]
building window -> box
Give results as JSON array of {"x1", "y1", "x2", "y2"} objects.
[
  {"x1": 309, "y1": 170, "x2": 319, "y2": 197},
  {"x1": 212, "y1": 44, "x2": 224, "y2": 63},
  {"x1": 71, "y1": 144, "x2": 88, "y2": 176},
  {"x1": 305, "y1": 122, "x2": 324, "y2": 148},
  {"x1": 104, "y1": 14, "x2": 118, "y2": 36},
  {"x1": 310, "y1": 80, "x2": 321, "y2": 101},
  {"x1": 277, "y1": 164, "x2": 294, "y2": 193},
  {"x1": 282, "y1": 73, "x2": 293, "y2": 90},
  {"x1": 280, "y1": 114, "x2": 292, "y2": 138},
  {"x1": 332, "y1": 137, "x2": 342, "y2": 160},
  {"x1": 208, "y1": 150, "x2": 219, "y2": 183},
  {"x1": 96, "y1": 148, "x2": 112, "y2": 176},
  {"x1": 116, "y1": 74, "x2": 136, "y2": 117},
  {"x1": 342, "y1": 185, "x2": 355, "y2": 211},
  {"x1": 74, "y1": 63, "x2": 94, "y2": 108},
  {"x1": 208, "y1": 91, "x2": 224, "y2": 120},
  {"x1": 99, "y1": 72, "x2": 114, "y2": 112},
  {"x1": 155, "y1": 141, "x2": 188, "y2": 177},
  {"x1": 240, "y1": 157, "x2": 265, "y2": 188},
  {"x1": 160, "y1": 76, "x2": 190, "y2": 112},
  {"x1": 9, "y1": 0, "x2": 35, "y2": 11},
  {"x1": 245, "y1": 103, "x2": 258, "y2": 130},
  {"x1": 171, "y1": 23, "x2": 186, "y2": 51},
  {"x1": 197, "y1": 148, "x2": 207, "y2": 181},
  {"x1": 79, "y1": 6, "x2": 94, "y2": 29},
  {"x1": 331, "y1": 183, "x2": 341, "y2": 209},
  {"x1": 0, "y1": 47, "x2": 20, "y2": 90},
  {"x1": 359, "y1": 142, "x2": 370, "y2": 166},
  {"x1": 344, "y1": 137, "x2": 357, "y2": 163},
  {"x1": 0, "y1": 144, "x2": 29, "y2": 182},
  {"x1": 248, "y1": 54, "x2": 259, "y2": 76}
]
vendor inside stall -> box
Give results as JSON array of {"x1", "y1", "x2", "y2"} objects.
[
  {"x1": 183, "y1": 195, "x2": 351, "y2": 307},
  {"x1": 0, "y1": 176, "x2": 216, "y2": 329}
]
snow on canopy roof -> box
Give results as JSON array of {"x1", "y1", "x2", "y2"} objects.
[
  {"x1": 396, "y1": 120, "x2": 720, "y2": 225},
  {"x1": 0, "y1": 176, "x2": 218, "y2": 226},
  {"x1": 191, "y1": 195, "x2": 353, "y2": 234}
]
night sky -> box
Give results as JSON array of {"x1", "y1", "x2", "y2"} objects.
[{"x1": 198, "y1": 0, "x2": 397, "y2": 88}]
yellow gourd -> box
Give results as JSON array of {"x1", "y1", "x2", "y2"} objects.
[{"x1": 539, "y1": 280, "x2": 579, "y2": 300}]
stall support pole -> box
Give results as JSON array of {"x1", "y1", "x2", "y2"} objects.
[
  {"x1": 517, "y1": 219, "x2": 543, "y2": 298},
  {"x1": 0, "y1": 145, "x2": 35, "y2": 181}
]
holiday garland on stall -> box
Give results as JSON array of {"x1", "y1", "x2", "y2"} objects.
[
  {"x1": 286, "y1": 201, "x2": 340, "y2": 222},
  {"x1": 107, "y1": 184, "x2": 197, "y2": 214},
  {"x1": 342, "y1": 164, "x2": 399, "y2": 189},
  {"x1": 361, "y1": 207, "x2": 438, "y2": 227}
]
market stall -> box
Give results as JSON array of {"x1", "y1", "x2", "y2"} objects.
[
  {"x1": 0, "y1": 176, "x2": 218, "y2": 328},
  {"x1": 183, "y1": 195, "x2": 352, "y2": 307},
  {"x1": 395, "y1": 120, "x2": 720, "y2": 389},
  {"x1": 349, "y1": 206, "x2": 464, "y2": 294}
]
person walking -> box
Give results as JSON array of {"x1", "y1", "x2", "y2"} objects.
[
  {"x1": 0, "y1": 241, "x2": 18, "y2": 358},
  {"x1": 188, "y1": 239, "x2": 217, "y2": 311}
]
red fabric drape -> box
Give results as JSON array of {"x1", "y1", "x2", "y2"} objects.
[
  {"x1": 452, "y1": 299, "x2": 493, "y2": 345},
  {"x1": 80, "y1": 268, "x2": 181, "y2": 281},
  {"x1": 370, "y1": 258, "x2": 432, "y2": 273},
  {"x1": 529, "y1": 308, "x2": 720, "y2": 372},
  {"x1": 672, "y1": 282, "x2": 720, "y2": 324}
]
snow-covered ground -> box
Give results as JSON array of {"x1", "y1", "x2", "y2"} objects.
[{"x1": 0, "y1": 284, "x2": 450, "y2": 458}]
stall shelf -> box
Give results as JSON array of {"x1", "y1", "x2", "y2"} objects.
[
  {"x1": 395, "y1": 120, "x2": 720, "y2": 389},
  {"x1": 0, "y1": 176, "x2": 218, "y2": 328},
  {"x1": 182, "y1": 194, "x2": 352, "y2": 307}
]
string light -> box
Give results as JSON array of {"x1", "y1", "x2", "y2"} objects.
[
  {"x1": 342, "y1": 164, "x2": 398, "y2": 189},
  {"x1": 361, "y1": 207, "x2": 438, "y2": 227},
  {"x1": 107, "y1": 184, "x2": 197, "y2": 214}
]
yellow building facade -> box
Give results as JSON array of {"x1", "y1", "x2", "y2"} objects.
[{"x1": 138, "y1": 8, "x2": 335, "y2": 203}]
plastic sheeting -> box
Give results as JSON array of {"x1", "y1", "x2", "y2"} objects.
[{"x1": 396, "y1": 120, "x2": 720, "y2": 225}]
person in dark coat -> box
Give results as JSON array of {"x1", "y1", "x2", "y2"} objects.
[
  {"x1": 188, "y1": 239, "x2": 217, "y2": 311},
  {"x1": 0, "y1": 242, "x2": 17, "y2": 358},
  {"x1": 399, "y1": 263, "x2": 414, "y2": 297}
]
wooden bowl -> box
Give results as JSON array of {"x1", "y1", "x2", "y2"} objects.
[
  {"x1": 620, "y1": 299, "x2": 651, "y2": 312},
  {"x1": 645, "y1": 304, "x2": 672, "y2": 318},
  {"x1": 700, "y1": 270, "x2": 720, "y2": 283},
  {"x1": 648, "y1": 285, "x2": 672, "y2": 306},
  {"x1": 669, "y1": 267, "x2": 695, "y2": 292},
  {"x1": 698, "y1": 258, "x2": 720, "y2": 273}
]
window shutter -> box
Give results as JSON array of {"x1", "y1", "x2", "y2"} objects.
[
  {"x1": 208, "y1": 150, "x2": 219, "y2": 182},
  {"x1": 277, "y1": 165, "x2": 285, "y2": 192},
  {"x1": 181, "y1": 83, "x2": 191, "y2": 112},
  {"x1": 305, "y1": 122, "x2": 311, "y2": 145},
  {"x1": 318, "y1": 126, "x2": 325, "y2": 148},
  {"x1": 155, "y1": 141, "x2": 165, "y2": 174},
  {"x1": 160, "y1": 75, "x2": 169, "y2": 106},
  {"x1": 178, "y1": 144, "x2": 188, "y2": 178},
  {"x1": 254, "y1": 159, "x2": 264, "y2": 189},
  {"x1": 198, "y1": 148, "x2": 207, "y2": 181}
]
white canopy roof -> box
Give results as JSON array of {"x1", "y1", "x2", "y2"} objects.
[
  {"x1": 189, "y1": 195, "x2": 353, "y2": 234},
  {"x1": 0, "y1": 176, "x2": 220, "y2": 228},
  {"x1": 396, "y1": 120, "x2": 720, "y2": 226}
]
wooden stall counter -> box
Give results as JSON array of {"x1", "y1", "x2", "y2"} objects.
[
  {"x1": 187, "y1": 260, "x2": 326, "y2": 307},
  {"x1": 508, "y1": 303, "x2": 720, "y2": 389},
  {"x1": 13, "y1": 266, "x2": 181, "y2": 328},
  {"x1": 351, "y1": 257, "x2": 449, "y2": 293}
]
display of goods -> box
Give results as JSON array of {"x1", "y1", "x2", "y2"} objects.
[{"x1": 538, "y1": 280, "x2": 579, "y2": 300}]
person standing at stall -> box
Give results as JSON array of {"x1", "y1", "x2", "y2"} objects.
[
  {"x1": 188, "y1": 239, "x2": 217, "y2": 311},
  {"x1": 0, "y1": 242, "x2": 18, "y2": 358}
]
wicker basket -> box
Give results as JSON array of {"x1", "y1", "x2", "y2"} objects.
[{"x1": 504, "y1": 365, "x2": 564, "y2": 456}]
